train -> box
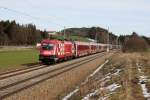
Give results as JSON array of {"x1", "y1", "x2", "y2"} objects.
[{"x1": 39, "y1": 39, "x2": 118, "y2": 63}]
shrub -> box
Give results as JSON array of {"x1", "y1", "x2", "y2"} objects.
[{"x1": 123, "y1": 32, "x2": 149, "y2": 52}]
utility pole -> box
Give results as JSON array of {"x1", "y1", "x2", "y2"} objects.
[
  {"x1": 116, "y1": 36, "x2": 119, "y2": 49},
  {"x1": 107, "y1": 27, "x2": 109, "y2": 52},
  {"x1": 95, "y1": 27, "x2": 97, "y2": 43}
]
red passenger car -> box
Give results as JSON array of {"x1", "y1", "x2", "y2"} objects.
[
  {"x1": 90, "y1": 43, "x2": 97, "y2": 54},
  {"x1": 74, "y1": 41, "x2": 90, "y2": 57}
]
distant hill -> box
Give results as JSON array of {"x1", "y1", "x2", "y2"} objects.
[
  {"x1": 62, "y1": 27, "x2": 91, "y2": 37},
  {"x1": 59, "y1": 27, "x2": 118, "y2": 44}
]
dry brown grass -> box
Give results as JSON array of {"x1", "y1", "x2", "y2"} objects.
[
  {"x1": 71, "y1": 51, "x2": 149, "y2": 100},
  {"x1": 109, "y1": 52, "x2": 150, "y2": 100}
]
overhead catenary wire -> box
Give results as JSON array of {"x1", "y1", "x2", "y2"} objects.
[{"x1": 0, "y1": 6, "x2": 67, "y2": 27}]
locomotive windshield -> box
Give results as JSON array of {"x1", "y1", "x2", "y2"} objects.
[{"x1": 42, "y1": 43, "x2": 54, "y2": 50}]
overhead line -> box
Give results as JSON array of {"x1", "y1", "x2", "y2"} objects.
[{"x1": 0, "y1": 6, "x2": 64, "y2": 27}]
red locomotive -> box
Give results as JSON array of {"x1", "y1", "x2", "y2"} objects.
[{"x1": 39, "y1": 39, "x2": 115, "y2": 63}]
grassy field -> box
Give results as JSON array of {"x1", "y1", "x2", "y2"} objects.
[{"x1": 0, "y1": 49, "x2": 39, "y2": 72}]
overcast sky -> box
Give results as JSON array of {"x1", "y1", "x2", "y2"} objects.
[{"x1": 0, "y1": 0, "x2": 150, "y2": 37}]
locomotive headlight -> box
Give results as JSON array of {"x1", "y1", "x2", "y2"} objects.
[{"x1": 43, "y1": 51, "x2": 51, "y2": 55}]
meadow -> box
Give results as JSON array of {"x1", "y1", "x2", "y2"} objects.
[{"x1": 0, "y1": 49, "x2": 39, "y2": 72}]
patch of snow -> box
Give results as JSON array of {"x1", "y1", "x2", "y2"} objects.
[
  {"x1": 139, "y1": 76, "x2": 150, "y2": 99},
  {"x1": 112, "y1": 69, "x2": 121, "y2": 76},
  {"x1": 139, "y1": 75, "x2": 150, "y2": 82},
  {"x1": 98, "y1": 96, "x2": 108, "y2": 100},
  {"x1": 140, "y1": 75, "x2": 148, "y2": 79},
  {"x1": 82, "y1": 90, "x2": 99, "y2": 100},
  {"x1": 100, "y1": 75, "x2": 111, "y2": 82},
  {"x1": 62, "y1": 88, "x2": 79, "y2": 100},
  {"x1": 106, "y1": 83, "x2": 121, "y2": 92},
  {"x1": 105, "y1": 75, "x2": 111, "y2": 79},
  {"x1": 105, "y1": 73, "x2": 111, "y2": 76},
  {"x1": 82, "y1": 60, "x2": 109, "y2": 85},
  {"x1": 137, "y1": 62, "x2": 150, "y2": 99},
  {"x1": 140, "y1": 84, "x2": 150, "y2": 98},
  {"x1": 98, "y1": 83, "x2": 121, "y2": 100},
  {"x1": 63, "y1": 60, "x2": 109, "y2": 100}
]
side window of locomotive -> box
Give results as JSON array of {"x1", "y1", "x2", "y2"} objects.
[{"x1": 42, "y1": 44, "x2": 54, "y2": 50}]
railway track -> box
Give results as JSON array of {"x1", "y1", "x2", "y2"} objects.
[
  {"x1": 0, "y1": 52, "x2": 106, "y2": 99},
  {"x1": 0, "y1": 64, "x2": 47, "y2": 80},
  {"x1": 0, "y1": 52, "x2": 105, "y2": 80}
]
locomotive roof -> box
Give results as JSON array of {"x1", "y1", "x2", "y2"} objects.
[
  {"x1": 41, "y1": 39, "x2": 108, "y2": 46},
  {"x1": 41, "y1": 39, "x2": 61, "y2": 43},
  {"x1": 41, "y1": 39, "x2": 72, "y2": 44}
]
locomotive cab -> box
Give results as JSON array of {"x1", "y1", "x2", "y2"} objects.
[{"x1": 39, "y1": 40, "x2": 58, "y2": 63}]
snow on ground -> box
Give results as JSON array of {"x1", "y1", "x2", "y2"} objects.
[
  {"x1": 105, "y1": 83, "x2": 121, "y2": 92},
  {"x1": 81, "y1": 67, "x2": 121, "y2": 100},
  {"x1": 82, "y1": 60, "x2": 109, "y2": 85},
  {"x1": 81, "y1": 83, "x2": 121, "y2": 100},
  {"x1": 62, "y1": 87, "x2": 79, "y2": 100},
  {"x1": 112, "y1": 69, "x2": 121, "y2": 76},
  {"x1": 140, "y1": 83, "x2": 150, "y2": 99},
  {"x1": 137, "y1": 62, "x2": 150, "y2": 100},
  {"x1": 139, "y1": 76, "x2": 150, "y2": 82},
  {"x1": 82, "y1": 90, "x2": 99, "y2": 100},
  {"x1": 98, "y1": 97, "x2": 108, "y2": 100},
  {"x1": 62, "y1": 60, "x2": 109, "y2": 100},
  {"x1": 62, "y1": 60, "x2": 123, "y2": 100},
  {"x1": 100, "y1": 75, "x2": 111, "y2": 82},
  {"x1": 99, "y1": 83, "x2": 121, "y2": 99},
  {"x1": 139, "y1": 76, "x2": 150, "y2": 99}
]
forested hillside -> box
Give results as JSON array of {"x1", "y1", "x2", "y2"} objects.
[
  {"x1": 60, "y1": 27, "x2": 118, "y2": 44},
  {"x1": 0, "y1": 20, "x2": 48, "y2": 45}
]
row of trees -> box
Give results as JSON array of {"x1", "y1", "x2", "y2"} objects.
[
  {"x1": 0, "y1": 20, "x2": 48, "y2": 45},
  {"x1": 0, "y1": 20, "x2": 149, "y2": 49}
]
